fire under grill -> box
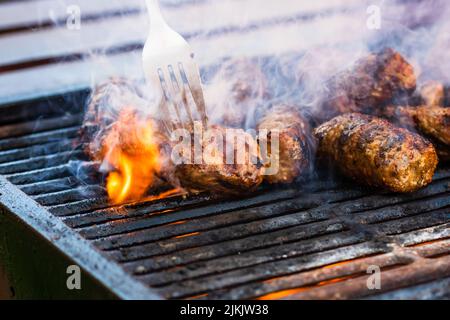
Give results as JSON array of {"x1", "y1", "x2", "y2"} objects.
[{"x1": 0, "y1": 91, "x2": 449, "y2": 300}]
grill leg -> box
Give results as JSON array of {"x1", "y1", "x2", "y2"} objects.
[
  {"x1": 0, "y1": 264, "x2": 13, "y2": 299},
  {"x1": 0, "y1": 209, "x2": 117, "y2": 300}
]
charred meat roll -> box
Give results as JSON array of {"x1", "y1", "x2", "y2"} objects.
[
  {"x1": 316, "y1": 48, "x2": 416, "y2": 123},
  {"x1": 79, "y1": 78, "x2": 177, "y2": 202},
  {"x1": 314, "y1": 113, "x2": 438, "y2": 193},
  {"x1": 175, "y1": 126, "x2": 264, "y2": 195},
  {"x1": 79, "y1": 77, "x2": 148, "y2": 157},
  {"x1": 380, "y1": 105, "x2": 450, "y2": 161},
  {"x1": 418, "y1": 81, "x2": 445, "y2": 106},
  {"x1": 205, "y1": 58, "x2": 268, "y2": 128},
  {"x1": 379, "y1": 105, "x2": 417, "y2": 130},
  {"x1": 408, "y1": 81, "x2": 445, "y2": 107},
  {"x1": 415, "y1": 106, "x2": 450, "y2": 146},
  {"x1": 446, "y1": 87, "x2": 450, "y2": 106},
  {"x1": 257, "y1": 105, "x2": 313, "y2": 184}
]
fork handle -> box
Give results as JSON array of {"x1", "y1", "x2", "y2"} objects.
[{"x1": 145, "y1": 0, "x2": 167, "y2": 29}]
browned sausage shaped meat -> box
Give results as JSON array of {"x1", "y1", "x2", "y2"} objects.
[
  {"x1": 381, "y1": 105, "x2": 450, "y2": 161},
  {"x1": 418, "y1": 81, "x2": 445, "y2": 106},
  {"x1": 82, "y1": 79, "x2": 264, "y2": 196},
  {"x1": 415, "y1": 106, "x2": 450, "y2": 146},
  {"x1": 175, "y1": 126, "x2": 264, "y2": 195},
  {"x1": 205, "y1": 58, "x2": 268, "y2": 128},
  {"x1": 316, "y1": 48, "x2": 416, "y2": 123},
  {"x1": 257, "y1": 105, "x2": 313, "y2": 184},
  {"x1": 314, "y1": 113, "x2": 438, "y2": 193}
]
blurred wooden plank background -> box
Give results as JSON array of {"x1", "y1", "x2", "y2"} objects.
[{"x1": 0, "y1": 0, "x2": 444, "y2": 105}]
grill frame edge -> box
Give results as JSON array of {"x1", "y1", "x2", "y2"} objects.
[{"x1": 0, "y1": 174, "x2": 162, "y2": 300}]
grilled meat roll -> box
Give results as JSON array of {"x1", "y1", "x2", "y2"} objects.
[
  {"x1": 446, "y1": 87, "x2": 450, "y2": 106},
  {"x1": 415, "y1": 106, "x2": 450, "y2": 162},
  {"x1": 79, "y1": 77, "x2": 148, "y2": 156},
  {"x1": 380, "y1": 105, "x2": 450, "y2": 161},
  {"x1": 418, "y1": 81, "x2": 445, "y2": 106},
  {"x1": 205, "y1": 58, "x2": 268, "y2": 128},
  {"x1": 79, "y1": 78, "x2": 178, "y2": 192},
  {"x1": 314, "y1": 113, "x2": 438, "y2": 193},
  {"x1": 316, "y1": 48, "x2": 416, "y2": 123},
  {"x1": 415, "y1": 106, "x2": 450, "y2": 146},
  {"x1": 380, "y1": 105, "x2": 417, "y2": 130},
  {"x1": 175, "y1": 126, "x2": 264, "y2": 195},
  {"x1": 257, "y1": 105, "x2": 313, "y2": 184}
]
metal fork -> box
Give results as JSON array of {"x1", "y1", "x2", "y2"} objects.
[{"x1": 142, "y1": 0, "x2": 208, "y2": 133}]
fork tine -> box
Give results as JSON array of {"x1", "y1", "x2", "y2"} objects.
[
  {"x1": 154, "y1": 90, "x2": 174, "y2": 136},
  {"x1": 166, "y1": 65, "x2": 185, "y2": 129},
  {"x1": 159, "y1": 103, "x2": 175, "y2": 136},
  {"x1": 168, "y1": 65, "x2": 195, "y2": 128},
  {"x1": 180, "y1": 87, "x2": 195, "y2": 127},
  {"x1": 169, "y1": 99, "x2": 184, "y2": 130},
  {"x1": 179, "y1": 62, "x2": 208, "y2": 127},
  {"x1": 172, "y1": 65, "x2": 196, "y2": 128},
  {"x1": 158, "y1": 67, "x2": 184, "y2": 130}
]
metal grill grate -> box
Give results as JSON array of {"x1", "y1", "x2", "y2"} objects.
[{"x1": 0, "y1": 99, "x2": 449, "y2": 300}]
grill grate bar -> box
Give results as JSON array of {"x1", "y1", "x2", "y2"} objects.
[
  {"x1": 357, "y1": 194, "x2": 450, "y2": 224},
  {"x1": 345, "y1": 175, "x2": 450, "y2": 214},
  {"x1": 138, "y1": 230, "x2": 364, "y2": 287},
  {"x1": 107, "y1": 211, "x2": 332, "y2": 261},
  {"x1": 414, "y1": 238, "x2": 450, "y2": 258},
  {"x1": 0, "y1": 140, "x2": 74, "y2": 164},
  {"x1": 64, "y1": 187, "x2": 336, "y2": 229},
  {"x1": 366, "y1": 277, "x2": 450, "y2": 300},
  {"x1": 6, "y1": 164, "x2": 73, "y2": 185},
  {"x1": 281, "y1": 255, "x2": 450, "y2": 300},
  {"x1": 200, "y1": 227, "x2": 450, "y2": 300},
  {"x1": 6, "y1": 161, "x2": 99, "y2": 186},
  {"x1": 370, "y1": 209, "x2": 449, "y2": 235},
  {"x1": 64, "y1": 194, "x2": 218, "y2": 228},
  {"x1": 56, "y1": 177, "x2": 351, "y2": 221},
  {"x1": 84, "y1": 189, "x2": 363, "y2": 242},
  {"x1": 156, "y1": 242, "x2": 389, "y2": 299},
  {"x1": 0, "y1": 126, "x2": 79, "y2": 151},
  {"x1": 19, "y1": 176, "x2": 80, "y2": 195},
  {"x1": 86, "y1": 207, "x2": 446, "y2": 289},
  {"x1": 0, "y1": 150, "x2": 84, "y2": 174},
  {"x1": 49, "y1": 197, "x2": 111, "y2": 216},
  {"x1": 207, "y1": 252, "x2": 410, "y2": 300},
  {"x1": 122, "y1": 222, "x2": 350, "y2": 275},
  {"x1": 88, "y1": 177, "x2": 450, "y2": 251},
  {"x1": 126, "y1": 211, "x2": 447, "y2": 286},
  {"x1": 394, "y1": 223, "x2": 450, "y2": 246},
  {"x1": 0, "y1": 114, "x2": 82, "y2": 140},
  {"x1": 33, "y1": 185, "x2": 106, "y2": 206}
]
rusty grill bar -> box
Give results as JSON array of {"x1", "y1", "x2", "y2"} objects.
[{"x1": 0, "y1": 91, "x2": 449, "y2": 300}]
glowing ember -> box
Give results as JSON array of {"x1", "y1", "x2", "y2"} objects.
[
  {"x1": 100, "y1": 107, "x2": 162, "y2": 204},
  {"x1": 257, "y1": 275, "x2": 357, "y2": 300}
]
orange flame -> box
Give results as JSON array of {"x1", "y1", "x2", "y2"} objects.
[{"x1": 101, "y1": 108, "x2": 162, "y2": 204}]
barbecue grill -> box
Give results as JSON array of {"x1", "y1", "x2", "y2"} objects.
[
  {"x1": 0, "y1": 0, "x2": 449, "y2": 300},
  {"x1": 1, "y1": 87, "x2": 449, "y2": 300}
]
